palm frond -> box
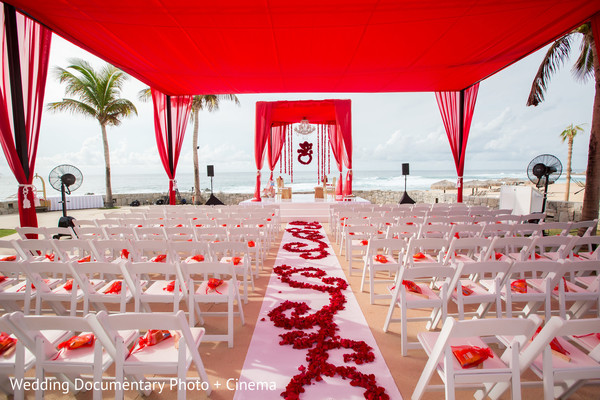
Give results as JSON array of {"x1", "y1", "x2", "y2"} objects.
[
  {"x1": 46, "y1": 98, "x2": 98, "y2": 118},
  {"x1": 572, "y1": 29, "x2": 594, "y2": 83},
  {"x1": 527, "y1": 34, "x2": 574, "y2": 106},
  {"x1": 138, "y1": 87, "x2": 152, "y2": 102}
]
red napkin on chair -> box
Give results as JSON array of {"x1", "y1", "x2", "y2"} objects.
[
  {"x1": 206, "y1": 278, "x2": 224, "y2": 294},
  {"x1": 375, "y1": 254, "x2": 388, "y2": 263},
  {"x1": 0, "y1": 332, "x2": 16, "y2": 357},
  {"x1": 152, "y1": 254, "x2": 167, "y2": 263},
  {"x1": 190, "y1": 254, "x2": 204, "y2": 262},
  {"x1": 413, "y1": 252, "x2": 426, "y2": 260},
  {"x1": 457, "y1": 285, "x2": 474, "y2": 296},
  {"x1": 163, "y1": 280, "x2": 180, "y2": 292},
  {"x1": 104, "y1": 281, "x2": 122, "y2": 294},
  {"x1": 248, "y1": 241, "x2": 256, "y2": 248},
  {"x1": 401, "y1": 280, "x2": 422, "y2": 294},
  {"x1": 360, "y1": 240, "x2": 369, "y2": 246},
  {"x1": 77, "y1": 255, "x2": 91, "y2": 263},
  {"x1": 63, "y1": 279, "x2": 74, "y2": 291},
  {"x1": 0, "y1": 255, "x2": 16, "y2": 262},
  {"x1": 510, "y1": 279, "x2": 527, "y2": 293},
  {"x1": 58, "y1": 333, "x2": 94, "y2": 351},
  {"x1": 232, "y1": 257, "x2": 242, "y2": 265},
  {"x1": 45, "y1": 254, "x2": 55, "y2": 261},
  {"x1": 129, "y1": 330, "x2": 172, "y2": 358},
  {"x1": 451, "y1": 345, "x2": 493, "y2": 368},
  {"x1": 120, "y1": 249, "x2": 130, "y2": 259}
]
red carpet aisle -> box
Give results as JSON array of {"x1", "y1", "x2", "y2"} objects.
[{"x1": 235, "y1": 221, "x2": 401, "y2": 399}]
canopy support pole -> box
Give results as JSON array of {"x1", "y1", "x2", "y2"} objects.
[{"x1": 457, "y1": 89, "x2": 464, "y2": 203}]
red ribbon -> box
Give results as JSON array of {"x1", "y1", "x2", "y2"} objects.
[
  {"x1": 0, "y1": 255, "x2": 16, "y2": 262},
  {"x1": 413, "y1": 252, "x2": 426, "y2": 260},
  {"x1": 190, "y1": 254, "x2": 205, "y2": 262},
  {"x1": 375, "y1": 254, "x2": 388, "y2": 263},
  {"x1": 248, "y1": 241, "x2": 256, "y2": 248},
  {"x1": 511, "y1": 279, "x2": 527, "y2": 293},
  {"x1": 128, "y1": 330, "x2": 172, "y2": 358},
  {"x1": 0, "y1": 332, "x2": 17, "y2": 357},
  {"x1": 120, "y1": 249, "x2": 130, "y2": 259},
  {"x1": 401, "y1": 280, "x2": 422, "y2": 294},
  {"x1": 77, "y1": 255, "x2": 91, "y2": 263},
  {"x1": 206, "y1": 278, "x2": 224, "y2": 294},
  {"x1": 232, "y1": 257, "x2": 242, "y2": 266},
  {"x1": 152, "y1": 254, "x2": 167, "y2": 263},
  {"x1": 104, "y1": 281, "x2": 122, "y2": 294}
]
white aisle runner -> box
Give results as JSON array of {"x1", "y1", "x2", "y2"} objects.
[{"x1": 235, "y1": 221, "x2": 401, "y2": 399}]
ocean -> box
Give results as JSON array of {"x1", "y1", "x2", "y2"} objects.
[{"x1": 0, "y1": 169, "x2": 575, "y2": 201}]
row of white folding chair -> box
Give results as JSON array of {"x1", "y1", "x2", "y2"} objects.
[
  {"x1": 0, "y1": 257, "x2": 245, "y2": 348},
  {"x1": 1, "y1": 310, "x2": 211, "y2": 400},
  {"x1": 10, "y1": 238, "x2": 255, "y2": 304},
  {"x1": 15, "y1": 227, "x2": 75, "y2": 241}
]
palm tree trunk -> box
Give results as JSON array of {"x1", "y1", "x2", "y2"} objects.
[
  {"x1": 192, "y1": 108, "x2": 203, "y2": 204},
  {"x1": 565, "y1": 136, "x2": 573, "y2": 201},
  {"x1": 581, "y1": 42, "x2": 600, "y2": 234},
  {"x1": 101, "y1": 123, "x2": 113, "y2": 207}
]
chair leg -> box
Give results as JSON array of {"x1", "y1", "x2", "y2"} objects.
[{"x1": 228, "y1": 296, "x2": 234, "y2": 348}]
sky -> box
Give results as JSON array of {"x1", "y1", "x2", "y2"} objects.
[{"x1": 0, "y1": 33, "x2": 595, "y2": 184}]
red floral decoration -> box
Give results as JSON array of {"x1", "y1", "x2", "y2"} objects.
[{"x1": 268, "y1": 220, "x2": 389, "y2": 399}]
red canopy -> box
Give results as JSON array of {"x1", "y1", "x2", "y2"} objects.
[
  {"x1": 254, "y1": 100, "x2": 351, "y2": 201},
  {"x1": 7, "y1": 1, "x2": 600, "y2": 95}
]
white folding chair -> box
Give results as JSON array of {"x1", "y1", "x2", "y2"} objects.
[
  {"x1": 512, "y1": 223, "x2": 544, "y2": 238},
  {"x1": 15, "y1": 227, "x2": 46, "y2": 240},
  {"x1": 538, "y1": 221, "x2": 573, "y2": 236},
  {"x1": 23, "y1": 261, "x2": 82, "y2": 316},
  {"x1": 12, "y1": 239, "x2": 58, "y2": 262},
  {"x1": 555, "y1": 260, "x2": 600, "y2": 319},
  {"x1": 360, "y1": 238, "x2": 406, "y2": 304},
  {"x1": 479, "y1": 223, "x2": 515, "y2": 238},
  {"x1": 383, "y1": 264, "x2": 455, "y2": 355},
  {"x1": 194, "y1": 226, "x2": 228, "y2": 242},
  {"x1": 522, "y1": 235, "x2": 576, "y2": 261},
  {"x1": 93, "y1": 310, "x2": 211, "y2": 399},
  {"x1": 448, "y1": 224, "x2": 483, "y2": 239},
  {"x1": 483, "y1": 316, "x2": 600, "y2": 400},
  {"x1": 131, "y1": 240, "x2": 171, "y2": 263},
  {"x1": 178, "y1": 260, "x2": 244, "y2": 347},
  {"x1": 209, "y1": 241, "x2": 253, "y2": 303},
  {"x1": 385, "y1": 224, "x2": 420, "y2": 241},
  {"x1": 345, "y1": 225, "x2": 379, "y2": 276},
  {"x1": 123, "y1": 261, "x2": 184, "y2": 313},
  {"x1": 482, "y1": 236, "x2": 533, "y2": 262},
  {"x1": 501, "y1": 261, "x2": 567, "y2": 321},
  {"x1": 133, "y1": 226, "x2": 167, "y2": 241},
  {"x1": 0, "y1": 261, "x2": 33, "y2": 314},
  {"x1": 413, "y1": 316, "x2": 541, "y2": 400},
  {"x1": 8, "y1": 311, "x2": 134, "y2": 400},
  {"x1": 103, "y1": 227, "x2": 137, "y2": 240},
  {"x1": 0, "y1": 313, "x2": 35, "y2": 399},
  {"x1": 51, "y1": 239, "x2": 97, "y2": 263},
  {"x1": 68, "y1": 261, "x2": 135, "y2": 314},
  {"x1": 164, "y1": 226, "x2": 196, "y2": 242},
  {"x1": 443, "y1": 237, "x2": 491, "y2": 265},
  {"x1": 404, "y1": 237, "x2": 449, "y2": 268},
  {"x1": 570, "y1": 219, "x2": 598, "y2": 237},
  {"x1": 73, "y1": 226, "x2": 106, "y2": 240},
  {"x1": 228, "y1": 226, "x2": 263, "y2": 274},
  {"x1": 168, "y1": 241, "x2": 212, "y2": 263},
  {"x1": 569, "y1": 235, "x2": 600, "y2": 261}
]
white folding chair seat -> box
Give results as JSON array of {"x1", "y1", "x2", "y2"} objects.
[
  {"x1": 383, "y1": 265, "x2": 455, "y2": 355},
  {"x1": 499, "y1": 261, "x2": 566, "y2": 321},
  {"x1": 92, "y1": 310, "x2": 211, "y2": 399},
  {"x1": 210, "y1": 241, "x2": 253, "y2": 303},
  {"x1": 179, "y1": 261, "x2": 244, "y2": 347},
  {"x1": 553, "y1": 260, "x2": 600, "y2": 319},
  {"x1": 413, "y1": 316, "x2": 541, "y2": 400},
  {"x1": 123, "y1": 261, "x2": 184, "y2": 313},
  {"x1": 228, "y1": 227, "x2": 263, "y2": 274},
  {"x1": 360, "y1": 238, "x2": 406, "y2": 304}
]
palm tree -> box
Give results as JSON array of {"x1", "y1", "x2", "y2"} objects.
[
  {"x1": 560, "y1": 123, "x2": 586, "y2": 201},
  {"x1": 527, "y1": 22, "x2": 599, "y2": 231},
  {"x1": 47, "y1": 58, "x2": 137, "y2": 207},
  {"x1": 137, "y1": 91, "x2": 240, "y2": 204},
  {"x1": 190, "y1": 95, "x2": 240, "y2": 204}
]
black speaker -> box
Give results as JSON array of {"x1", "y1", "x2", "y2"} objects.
[
  {"x1": 207, "y1": 165, "x2": 214, "y2": 177},
  {"x1": 402, "y1": 163, "x2": 409, "y2": 176}
]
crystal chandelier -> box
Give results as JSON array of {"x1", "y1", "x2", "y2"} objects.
[{"x1": 294, "y1": 118, "x2": 316, "y2": 136}]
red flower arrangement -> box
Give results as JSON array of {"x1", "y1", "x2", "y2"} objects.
[{"x1": 268, "y1": 262, "x2": 388, "y2": 399}]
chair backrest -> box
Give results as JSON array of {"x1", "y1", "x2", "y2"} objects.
[
  {"x1": 523, "y1": 235, "x2": 576, "y2": 260},
  {"x1": 24, "y1": 261, "x2": 73, "y2": 294},
  {"x1": 365, "y1": 238, "x2": 407, "y2": 259},
  {"x1": 443, "y1": 237, "x2": 491, "y2": 265},
  {"x1": 104, "y1": 227, "x2": 137, "y2": 240},
  {"x1": 73, "y1": 226, "x2": 106, "y2": 240},
  {"x1": 209, "y1": 241, "x2": 250, "y2": 260},
  {"x1": 168, "y1": 241, "x2": 212, "y2": 262},
  {"x1": 385, "y1": 224, "x2": 419, "y2": 241},
  {"x1": 52, "y1": 239, "x2": 96, "y2": 261},
  {"x1": 195, "y1": 226, "x2": 228, "y2": 241},
  {"x1": 483, "y1": 236, "x2": 533, "y2": 261},
  {"x1": 44, "y1": 227, "x2": 75, "y2": 240},
  {"x1": 94, "y1": 219, "x2": 120, "y2": 228},
  {"x1": 448, "y1": 224, "x2": 483, "y2": 239},
  {"x1": 131, "y1": 240, "x2": 171, "y2": 262},
  {"x1": 507, "y1": 260, "x2": 566, "y2": 283},
  {"x1": 12, "y1": 239, "x2": 57, "y2": 261},
  {"x1": 15, "y1": 227, "x2": 46, "y2": 240},
  {"x1": 68, "y1": 261, "x2": 127, "y2": 295},
  {"x1": 512, "y1": 222, "x2": 544, "y2": 237},
  {"x1": 133, "y1": 226, "x2": 166, "y2": 241},
  {"x1": 164, "y1": 226, "x2": 196, "y2": 241},
  {"x1": 449, "y1": 261, "x2": 512, "y2": 293},
  {"x1": 538, "y1": 221, "x2": 573, "y2": 236},
  {"x1": 405, "y1": 237, "x2": 449, "y2": 266},
  {"x1": 570, "y1": 235, "x2": 600, "y2": 260},
  {"x1": 90, "y1": 239, "x2": 136, "y2": 262},
  {"x1": 570, "y1": 219, "x2": 598, "y2": 236}
]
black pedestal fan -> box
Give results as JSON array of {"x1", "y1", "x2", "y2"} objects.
[
  {"x1": 527, "y1": 154, "x2": 562, "y2": 213},
  {"x1": 49, "y1": 164, "x2": 83, "y2": 227}
]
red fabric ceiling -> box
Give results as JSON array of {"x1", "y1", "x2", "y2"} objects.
[{"x1": 7, "y1": 1, "x2": 600, "y2": 95}]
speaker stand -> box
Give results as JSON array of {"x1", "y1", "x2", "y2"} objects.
[
  {"x1": 399, "y1": 175, "x2": 415, "y2": 204},
  {"x1": 205, "y1": 176, "x2": 224, "y2": 205}
]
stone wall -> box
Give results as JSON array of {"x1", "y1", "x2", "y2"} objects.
[{"x1": 0, "y1": 190, "x2": 588, "y2": 222}]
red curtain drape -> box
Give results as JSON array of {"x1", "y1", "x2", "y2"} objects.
[
  {"x1": 253, "y1": 102, "x2": 273, "y2": 201},
  {"x1": 334, "y1": 100, "x2": 352, "y2": 196},
  {"x1": 0, "y1": 5, "x2": 51, "y2": 230},
  {"x1": 151, "y1": 89, "x2": 192, "y2": 205},
  {"x1": 327, "y1": 123, "x2": 344, "y2": 198},
  {"x1": 267, "y1": 124, "x2": 287, "y2": 180},
  {"x1": 435, "y1": 83, "x2": 479, "y2": 203}
]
